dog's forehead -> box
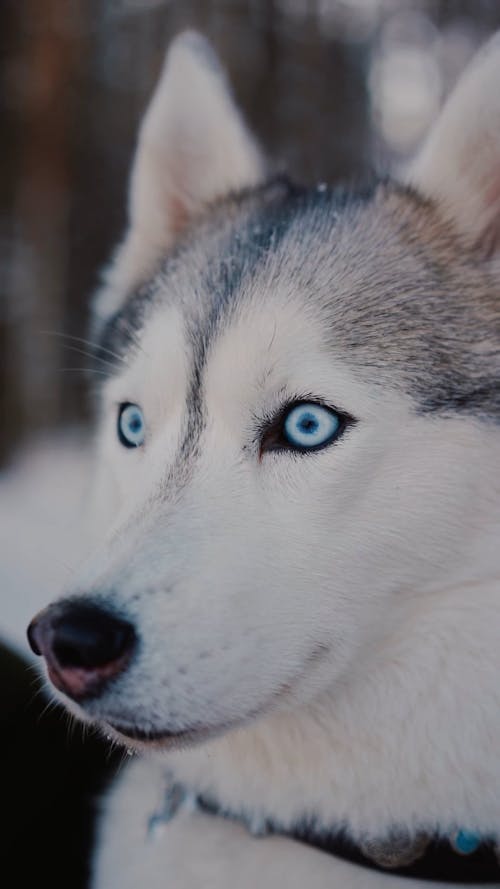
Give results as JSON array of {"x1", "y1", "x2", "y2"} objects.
[
  {"x1": 99, "y1": 178, "x2": 500, "y2": 422},
  {"x1": 99, "y1": 178, "x2": 375, "y2": 364}
]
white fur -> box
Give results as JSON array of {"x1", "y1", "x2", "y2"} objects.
[
  {"x1": 83, "y1": 296, "x2": 500, "y2": 843},
  {"x1": 31, "y1": 32, "x2": 500, "y2": 889},
  {"x1": 95, "y1": 758, "x2": 485, "y2": 889}
]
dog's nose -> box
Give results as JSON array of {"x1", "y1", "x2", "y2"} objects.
[{"x1": 27, "y1": 601, "x2": 136, "y2": 701}]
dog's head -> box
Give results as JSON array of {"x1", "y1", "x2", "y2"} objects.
[{"x1": 29, "y1": 33, "x2": 500, "y2": 753}]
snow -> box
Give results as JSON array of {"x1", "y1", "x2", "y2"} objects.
[{"x1": 0, "y1": 431, "x2": 92, "y2": 659}]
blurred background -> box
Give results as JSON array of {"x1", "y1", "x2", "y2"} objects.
[{"x1": 2, "y1": 1, "x2": 500, "y2": 886}]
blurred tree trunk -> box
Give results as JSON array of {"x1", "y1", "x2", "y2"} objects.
[{"x1": 2, "y1": 0, "x2": 81, "y2": 461}]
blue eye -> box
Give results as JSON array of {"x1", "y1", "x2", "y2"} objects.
[
  {"x1": 283, "y1": 402, "x2": 341, "y2": 451},
  {"x1": 118, "y1": 403, "x2": 145, "y2": 448}
]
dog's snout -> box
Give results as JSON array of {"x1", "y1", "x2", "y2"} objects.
[{"x1": 27, "y1": 601, "x2": 136, "y2": 701}]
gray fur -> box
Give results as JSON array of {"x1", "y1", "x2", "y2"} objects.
[{"x1": 95, "y1": 177, "x2": 500, "y2": 423}]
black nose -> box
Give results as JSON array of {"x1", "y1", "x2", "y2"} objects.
[{"x1": 27, "y1": 601, "x2": 136, "y2": 701}]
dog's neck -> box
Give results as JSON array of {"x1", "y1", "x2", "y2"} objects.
[{"x1": 164, "y1": 573, "x2": 500, "y2": 846}]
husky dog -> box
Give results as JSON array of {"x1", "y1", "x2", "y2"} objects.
[{"x1": 28, "y1": 30, "x2": 500, "y2": 889}]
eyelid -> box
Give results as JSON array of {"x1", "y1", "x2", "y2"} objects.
[
  {"x1": 254, "y1": 392, "x2": 347, "y2": 434},
  {"x1": 254, "y1": 391, "x2": 318, "y2": 427}
]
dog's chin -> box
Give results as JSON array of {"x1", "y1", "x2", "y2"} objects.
[
  {"x1": 103, "y1": 723, "x2": 213, "y2": 750},
  {"x1": 98, "y1": 685, "x2": 300, "y2": 752},
  {"x1": 102, "y1": 718, "x2": 240, "y2": 752},
  {"x1": 67, "y1": 646, "x2": 333, "y2": 752}
]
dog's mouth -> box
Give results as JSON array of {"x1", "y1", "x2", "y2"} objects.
[
  {"x1": 105, "y1": 719, "x2": 234, "y2": 750},
  {"x1": 110, "y1": 723, "x2": 189, "y2": 741},
  {"x1": 100, "y1": 644, "x2": 333, "y2": 750},
  {"x1": 102, "y1": 694, "x2": 284, "y2": 750}
]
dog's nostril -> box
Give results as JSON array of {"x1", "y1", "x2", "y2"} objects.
[
  {"x1": 51, "y1": 605, "x2": 136, "y2": 671},
  {"x1": 27, "y1": 619, "x2": 42, "y2": 656}
]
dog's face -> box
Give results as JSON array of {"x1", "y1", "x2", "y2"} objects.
[{"x1": 29, "y1": 33, "x2": 500, "y2": 751}]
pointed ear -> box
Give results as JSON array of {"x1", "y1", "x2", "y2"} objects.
[
  {"x1": 95, "y1": 31, "x2": 265, "y2": 326},
  {"x1": 405, "y1": 32, "x2": 500, "y2": 254}
]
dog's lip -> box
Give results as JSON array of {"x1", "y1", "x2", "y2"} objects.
[
  {"x1": 106, "y1": 720, "x2": 225, "y2": 749},
  {"x1": 105, "y1": 705, "x2": 269, "y2": 749},
  {"x1": 110, "y1": 722, "x2": 194, "y2": 741}
]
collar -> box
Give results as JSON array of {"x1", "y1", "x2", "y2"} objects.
[{"x1": 147, "y1": 783, "x2": 500, "y2": 883}]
